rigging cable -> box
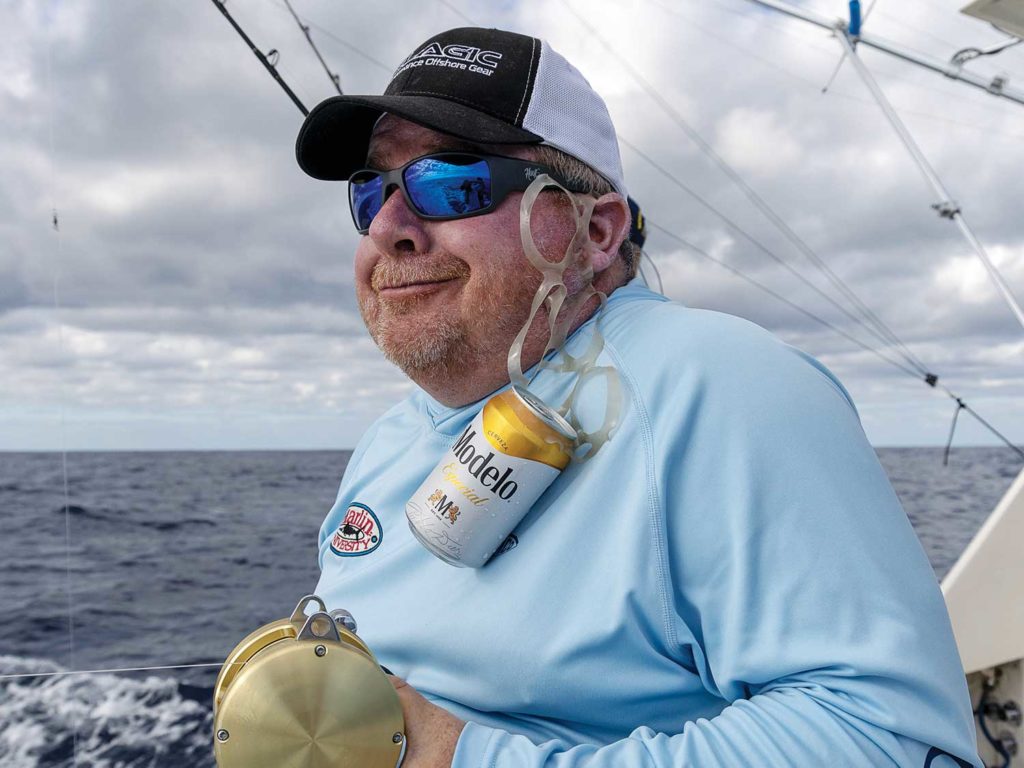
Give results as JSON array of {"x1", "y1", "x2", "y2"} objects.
[
  {"x1": 0, "y1": 662, "x2": 235, "y2": 682},
  {"x1": 646, "y1": 220, "x2": 925, "y2": 379},
  {"x1": 564, "y1": 0, "x2": 934, "y2": 380},
  {"x1": 566, "y1": 0, "x2": 1024, "y2": 453},
  {"x1": 701, "y1": 0, "x2": 1024, "y2": 104},
  {"x1": 746, "y1": 0, "x2": 1024, "y2": 334},
  {"x1": 676, "y1": 0, "x2": 1019, "y2": 112},
  {"x1": 832, "y1": 27, "x2": 1024, "y2": 333},
  {"x1": 646, "y1": 0, "x2": 1024, "y2": 143},
  {"x1": 211, "y1": 0, "x2": 1020, "y2": 454},
  {"x1": 214, "y1": 0, "x2": 1020, "y2": 457},
  {"x1": 620, "y1": 136, "x2": 933, "y2": 379},
  {"x1": 742, "y1": 0, "x2": 1024, "y2": 110},
  {"x1": 336, "y1": 0, "x2": 1019, "y2": 457},
  {"x1": 647, "y1": 219, "x2": 1024, "y2": 459}
]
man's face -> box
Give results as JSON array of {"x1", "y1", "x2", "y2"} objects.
[{"x1": 354, "y1": 116, "x2": 579, "y2": 379}]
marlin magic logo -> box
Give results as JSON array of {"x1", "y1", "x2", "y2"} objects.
[
  {"x1": 395, "y1": 42, "x2": 503, "y2": 77},
  {"x1": 330, "y1": 503, "x2": 383, "y2": 557}
]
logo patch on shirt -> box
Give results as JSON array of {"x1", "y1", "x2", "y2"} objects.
[{"x1": 330, "y1": 503, "x2": 382, "y2": 557}]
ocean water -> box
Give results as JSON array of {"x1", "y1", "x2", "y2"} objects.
[{"x1": 1, "y1": 447, "x2": 1021, "y2": 767}]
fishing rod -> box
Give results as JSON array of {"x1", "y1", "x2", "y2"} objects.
[
  {"x1": 209, "y1": 0, "x2": 309, "y2": 116},
  {"x1": 282, "y1": 0, "x2": 343, "y2": 95}
]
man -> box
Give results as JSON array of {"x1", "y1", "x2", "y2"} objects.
[{"x1": 296, "y1": 26, "x2": 981, "y2": 768}]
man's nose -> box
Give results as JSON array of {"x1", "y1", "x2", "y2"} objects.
[{"x1": 368, "y1": 183, "x2": 429, "y2": 255}]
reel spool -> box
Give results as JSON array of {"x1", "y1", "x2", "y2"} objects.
[{"x1": 213, "y1": 595, "x2": 405, "y2": 768}]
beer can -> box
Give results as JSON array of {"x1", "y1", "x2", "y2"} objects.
[{"x1": 406, "y1": 385, "x2": 577, "y2": 568}]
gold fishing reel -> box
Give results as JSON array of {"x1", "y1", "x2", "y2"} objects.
[{"x1": 213, "y1": 595, "x2": 405, "y2": 768}]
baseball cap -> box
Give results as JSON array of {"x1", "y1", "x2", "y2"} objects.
[{"x1": 295, "y1": 27, "x2": 628, "y2": 198}]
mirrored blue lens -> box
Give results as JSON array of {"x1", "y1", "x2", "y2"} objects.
[
  {"x1": 349, "y1": 174, "x2": 383, "y2": 231},
  {"x1": 405, "y1": 157, "x2": 492, "y2": 217}
]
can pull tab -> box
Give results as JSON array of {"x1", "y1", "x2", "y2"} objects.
[
  {"x1": 507, "y1": 174, "x2": 624, "y2": 462},
  {"x1": 556, "y1": 302, "x2": 624, "y2": 460},
  {"x1": 507, "y1": 174, "x2": 595, "y2": 392}
]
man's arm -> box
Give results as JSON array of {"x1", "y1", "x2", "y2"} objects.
[{"x1": 451, "y1": 713, "x2": 975, "y2": 767}]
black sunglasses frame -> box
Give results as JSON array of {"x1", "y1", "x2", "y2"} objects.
[{"x1": 347, "y1": 152, "x2": 584, "y2": 235}]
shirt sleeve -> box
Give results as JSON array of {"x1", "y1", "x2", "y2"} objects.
[{"x1": 450, "y1": 324, "x2": 981, "y2": 767}]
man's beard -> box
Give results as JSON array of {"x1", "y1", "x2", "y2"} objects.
[
  {"x1": 359, "y1": 257, "x2": 543, "y2": 379},
  {"x1": 364, "y1": 296, "x2": 467, "y2": 374}
]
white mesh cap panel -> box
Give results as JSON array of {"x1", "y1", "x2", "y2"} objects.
[{"x1": 522, "y1": 40, "x2": 627, "y2": 198}]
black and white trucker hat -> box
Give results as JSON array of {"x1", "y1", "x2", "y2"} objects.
[{"x1": 295, "y1": 27, "x2": 627, "y2": 197}]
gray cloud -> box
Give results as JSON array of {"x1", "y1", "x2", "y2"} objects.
[{"x1": 2, "y1": 0, "x2": 1022, "y2": 449}]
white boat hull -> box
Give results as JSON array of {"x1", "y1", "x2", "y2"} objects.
[{"x1": 943, "y1": 466, "x2": 1024, "y2": 762}]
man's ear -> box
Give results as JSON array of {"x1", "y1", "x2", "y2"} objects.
[{"x1": 586, "y1": 193, "x2": 631, "y2": 273}]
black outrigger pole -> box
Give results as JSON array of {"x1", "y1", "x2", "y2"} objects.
[{"x1": 209, "y1": 0, "x2": 309, "y2": 116}]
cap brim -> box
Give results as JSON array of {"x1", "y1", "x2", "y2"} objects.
[{"x1": 296, "y1": 95, "x2": 543, "y2": 181}]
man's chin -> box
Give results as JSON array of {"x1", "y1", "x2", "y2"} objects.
[
  {"x1": 377, "y1": 297, "x2": 439, "y2": 318},
  {"x1": 368, "y1": 313, "x2": 468, "y2": 375}
]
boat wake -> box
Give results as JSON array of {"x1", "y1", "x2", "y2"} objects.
[{"x1": 0, "y1": 655, "x2": 214, "y2": 768}]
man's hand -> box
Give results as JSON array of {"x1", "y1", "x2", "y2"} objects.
[{"x1": 388, "y1": 674, "x2": 466, "y2": 768}]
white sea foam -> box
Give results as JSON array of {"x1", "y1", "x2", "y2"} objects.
[{"x1": 0, "y1": 655, "x2": 213, "y2": 768}]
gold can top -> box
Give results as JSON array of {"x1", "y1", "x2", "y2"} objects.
[{"x1": 482, "y1": 385, "x2": 577, "y2": 470}]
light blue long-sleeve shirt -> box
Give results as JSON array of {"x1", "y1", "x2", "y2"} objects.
[{"x1": 315, "y1": 280, "x2": 980, "y2": 767}]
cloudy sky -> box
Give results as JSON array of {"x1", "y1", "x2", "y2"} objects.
[{"x1": 3, "y1": 0, "x2": 1023, "y2": 450}]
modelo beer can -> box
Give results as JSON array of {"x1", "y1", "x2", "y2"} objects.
[{"x1": 406, "y1": 384, "x2": 577, "y2": 568}]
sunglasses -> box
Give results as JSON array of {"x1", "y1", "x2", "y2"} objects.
[{"x1": 348, "y1": 152, "x2": 581, "y2": 234}]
